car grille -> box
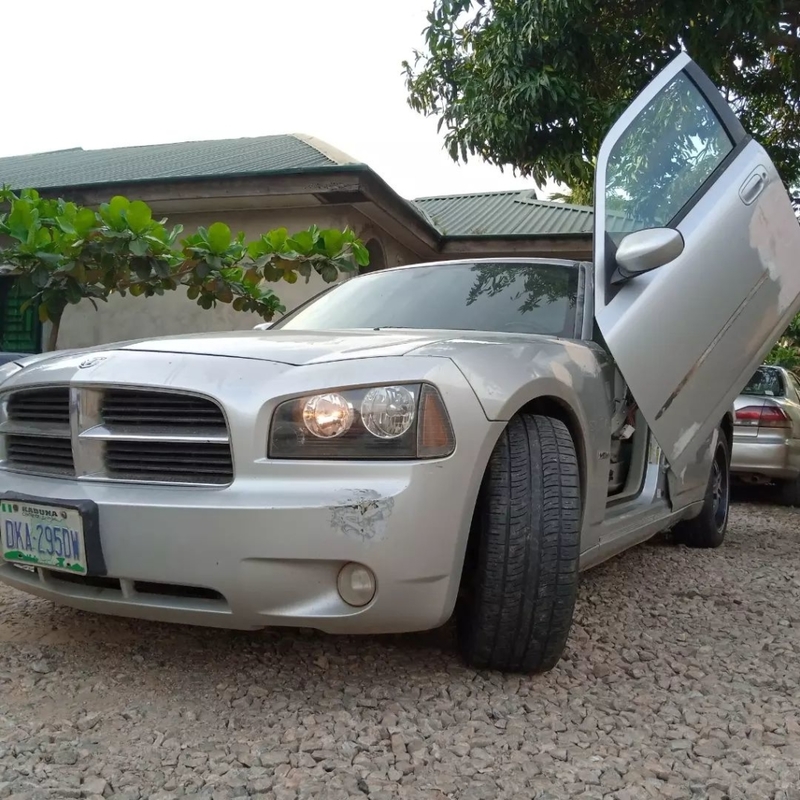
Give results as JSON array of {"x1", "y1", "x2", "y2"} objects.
[
  {"x1": 7, "y1": 388, "x2": 71, "y2": 424},
  {"x1": 101, "y1": 389, "x2": 227, "y2": 428},
  {"x1": 104, "y1": 440, "x2": 233, "y2": 484},
  {"x1": 1, "y1": 386, "x2": 232, "y2": 486},
  {"x1": 5, "y1": 434, "x2": 75, "y2": 474}
]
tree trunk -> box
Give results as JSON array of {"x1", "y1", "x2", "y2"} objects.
[{"x1": 46, "y1": 314, "x2": 61, "y2": 352}]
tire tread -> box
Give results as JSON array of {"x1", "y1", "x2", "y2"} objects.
[{"x1": 458, "y1": 414, "x2": 581, "y2": 673}]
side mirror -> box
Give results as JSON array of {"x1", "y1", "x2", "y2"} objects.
[{"x1": 615, "y1": 227, "x2": 684, "y2": 277}]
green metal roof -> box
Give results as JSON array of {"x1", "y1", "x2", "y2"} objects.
[
  {"x1": 0, "y1": 134, "x2": 603, "y2": 240},
  {"x1": 413, "y1": 190, "x2": 594, "y2": 236},
  {"x1": 0, "y1": 134, "x2": 359, "y2": 190}
]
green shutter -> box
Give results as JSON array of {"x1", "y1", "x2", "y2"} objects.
[{"x1": 0, "y1": 278, "x2": 41, "y2": 353}]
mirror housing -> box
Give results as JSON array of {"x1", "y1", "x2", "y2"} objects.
[{"x1": 615, "y1": 227, "x2": 684, "y2": 277}]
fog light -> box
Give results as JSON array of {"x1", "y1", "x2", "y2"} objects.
[{"x1": 337, "y1": 562, "x2": 376, "y2": 607}]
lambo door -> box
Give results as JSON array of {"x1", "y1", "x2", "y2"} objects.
[{"x1": 594, "y1": 51, "x2": 800, "y2": 476}]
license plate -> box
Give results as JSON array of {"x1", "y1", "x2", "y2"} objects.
[{"x1": 1, "y1": 499, "x2": 88, "y2": 575}]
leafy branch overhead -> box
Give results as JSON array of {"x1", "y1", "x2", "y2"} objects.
[
  {"x1": 404, "y1": 0, "x2": 800, "y2": 201},
  {"x1": 0, "y1": 187, "x2": 370, "y2": 348}
]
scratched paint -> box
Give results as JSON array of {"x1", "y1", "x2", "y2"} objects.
[{"x1": 330, "y1": 490, "x2": 395, "y2": 542}]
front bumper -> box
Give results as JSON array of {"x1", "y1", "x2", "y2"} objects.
[
  {"x1": 0, "y1": 351, "x2": 502, "y2": 633},
  {"x1": 731, "y1": 433, "x2": 800, "y2": 481}
]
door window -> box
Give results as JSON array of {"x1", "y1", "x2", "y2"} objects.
[{"x1": 605, "y1": 72, "x2": 734, "y2": 244}]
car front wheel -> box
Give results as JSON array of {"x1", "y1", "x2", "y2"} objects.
[{"x1": 457, "y1": 413, "x2": 581, "y2": 674}]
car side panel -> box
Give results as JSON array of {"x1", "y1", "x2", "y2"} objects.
[{"x1": 409, "y1": 338, "x2": 621, "y2": 553}]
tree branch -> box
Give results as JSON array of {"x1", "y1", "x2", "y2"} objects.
[{"x1": 765, "y1": 29, "x2": 800, "y2": 50}]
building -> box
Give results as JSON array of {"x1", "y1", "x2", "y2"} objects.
[{"x1": 0, "y1": 134, "x2": 593, "y2": 351}]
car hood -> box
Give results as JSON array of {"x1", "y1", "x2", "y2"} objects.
[
  {"x1": 116, "y1": 329, "x2": 461, "y2": 365},
  {"x1": 51, "y1": 328, "x2": 569, "y2": 367},
  {"x1": 5, "y1": 329, "x2": 577, "y2": 375}
]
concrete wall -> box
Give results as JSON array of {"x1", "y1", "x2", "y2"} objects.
[{"x1": 57, "y1": 207, "x2": 421, "y2": 350}]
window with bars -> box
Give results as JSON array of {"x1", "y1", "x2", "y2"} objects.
[{"x1": 0, "y1": 278, "x2": 42, "y2": 353}]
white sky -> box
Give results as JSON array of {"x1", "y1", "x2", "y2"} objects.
[{"x1": 0, "y1": 0, "x2": 554, "y2": 200}]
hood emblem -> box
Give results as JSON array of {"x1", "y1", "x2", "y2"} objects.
[{"x1": 78, "y1": 356, "x2": 108, "y2": 369}]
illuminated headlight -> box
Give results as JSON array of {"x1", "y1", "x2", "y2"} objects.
[
  {"x1": 269, "y1": 383, "x2": 455, "y2": 460},
  {"x1": 302, "y1": 393, "x2": 354, "y2": 439},
  {"x1": 0, "y1": 362, "x2": 22, "y2": 386}
]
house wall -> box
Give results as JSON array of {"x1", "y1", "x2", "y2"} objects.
[{"x1": 56, "y1": 206, "x2": 421, "y2": 350}]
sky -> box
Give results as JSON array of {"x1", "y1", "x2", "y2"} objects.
[{"x1": 0, "y1": 0, "x2": 552, "y2": 201}]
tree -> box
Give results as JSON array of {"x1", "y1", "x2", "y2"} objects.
[
  {"x1": 404, "y1": 0, "x2": 800, "y2": 202},
  {"x1": 0, "y1": 188, "x2": 369, "y2": 350},
  {"x1": 765, "y1": 312, "x2": 800, "y2": 372}
]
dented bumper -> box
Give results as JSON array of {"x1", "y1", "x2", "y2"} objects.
[
  {"x1": 0, "y1": 350, "x2": 504, "y2": 634},
  {"x1": 0, "y1": 452, "x2": 505, "y2": 633}
]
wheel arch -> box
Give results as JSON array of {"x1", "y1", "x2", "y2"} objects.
[
  {"x1": 721, "y1": 409, "x2": 733, "y2": 459},
  {"x1": 516, "y1": 395, "x2": 588, "y2": 512}
]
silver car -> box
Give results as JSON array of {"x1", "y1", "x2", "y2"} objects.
[
  {"x1": 732, "y1": 365, "x2": 800, "y2": 504},
  {"x1": 2, "y1": 53, "x2": 800, "y2": 674}
]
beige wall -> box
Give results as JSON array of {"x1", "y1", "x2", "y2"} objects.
[{"x1": 57, "y1": 206, "x2": 421, "y2": 350}]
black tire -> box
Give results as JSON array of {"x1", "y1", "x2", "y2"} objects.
[
  {"x1": 457, "y1": 414, "x2": 581, "y2": 673},
  {"x1": 674, "y1": 429, "x2": 730, "y2": 548},
  {"x1": 777, "y1": 476, "x2": 800, "y2": 507}
]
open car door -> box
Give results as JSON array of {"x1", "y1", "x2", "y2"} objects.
[{"x1": 594, "y1": 51, "x2": 800, "y2": 476}]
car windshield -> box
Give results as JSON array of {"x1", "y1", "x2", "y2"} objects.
[
  {"x1": 741, "y1": 366, "x2": 785, "y2": 397},
  {"x1": 273, "y1": 262, "x2": 580, "y2": 337}
]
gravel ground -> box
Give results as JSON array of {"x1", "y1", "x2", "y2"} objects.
[{"x1": 1, "y1": 497, "x2": 799, "y2": 800}]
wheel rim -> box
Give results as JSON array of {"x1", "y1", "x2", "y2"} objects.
[{"x1": 711, "y1": 445, "x2": 729, "y2": 531}]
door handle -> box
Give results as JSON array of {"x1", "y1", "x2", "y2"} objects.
[{"x1": 739, "y1": 167, "x2": 768, "y2": 206}]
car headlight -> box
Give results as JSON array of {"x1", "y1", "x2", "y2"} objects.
[
  {"x1": 0, "y1": 362, "x2": 22, "y2": 386},
  {"x1": 269, "y1": 383, "x2": 455, "y2": 460}
]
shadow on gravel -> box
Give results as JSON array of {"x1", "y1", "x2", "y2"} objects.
[{"x1": 731, "y1": 481, "x2": 783, "y2": 505}]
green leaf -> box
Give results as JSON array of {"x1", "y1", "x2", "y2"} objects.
[
  {"x1": 195, "y1": 262, "x2": 211, "y2": 279},
  {"x1": 105, "y1": 196, "x2": 130, "y2": 229},
  {"x1": 283, "y1": 270, "x2": 298, "y2": 284},
  {"x1": 321, "y1": 229, "x2": 344, "y2": 257},
  {"x1": 153, "y1": 259, "x2": 172, "y2": 279},
  {"x1": 352, "y1": 242, "x2": 370, "y2": 267},
  {"x1": 132, "y1": 259, "x2": 151, "y2": 280},
  {"x1": 332, "y1": 255, "x2": 357, "y2": 273},
  {"x1": 265, "y1": 227, "x2": 289, "y2": 252},
  {"x1": 129, "y1": 238, "x2": 149, "y2": 257},
  {"x1": 56, "y1": 216, "x2": 77, "y2": 235},
  {"x1": 35, "y1": 227, "x2": 52, "y2": 247},
  {"x1": 286, "y1": 230, "x2": 314, "y2": 256},
  {"x1": 207, "y1": 222, "x2": 232, "y2": 254},
  {"x1": 186, "y1": 285, "x2": 201, "y2": 300},
  {"x1": 126, "y1": 200, "x2": 152, "y2": 234},
  {"x1": 7, "y1": 199, "x2": 38, "y2": 241},
  {"x1": 65, "y1": 281, "x2": 83, "y2": 304},
  {"x1": 247, "y1": 240, "x2": 267, "y2": 259},
  {"x1": 320, "y1": 265, "x2": 338, "y2": 283}
]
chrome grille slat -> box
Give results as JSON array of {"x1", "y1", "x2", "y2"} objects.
[
  {"x1": 7, "y1": 388, "x2": 71, "y2": 424},
  {"x1": 5, "y1": 434, "x2": 75, "y2": 473},
  {"x1": 101, "y1": 389, "x2": 227, "y2": 428},
  {"x1": 1, "y1": 386, "x2": 233, "y2": 486}
]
